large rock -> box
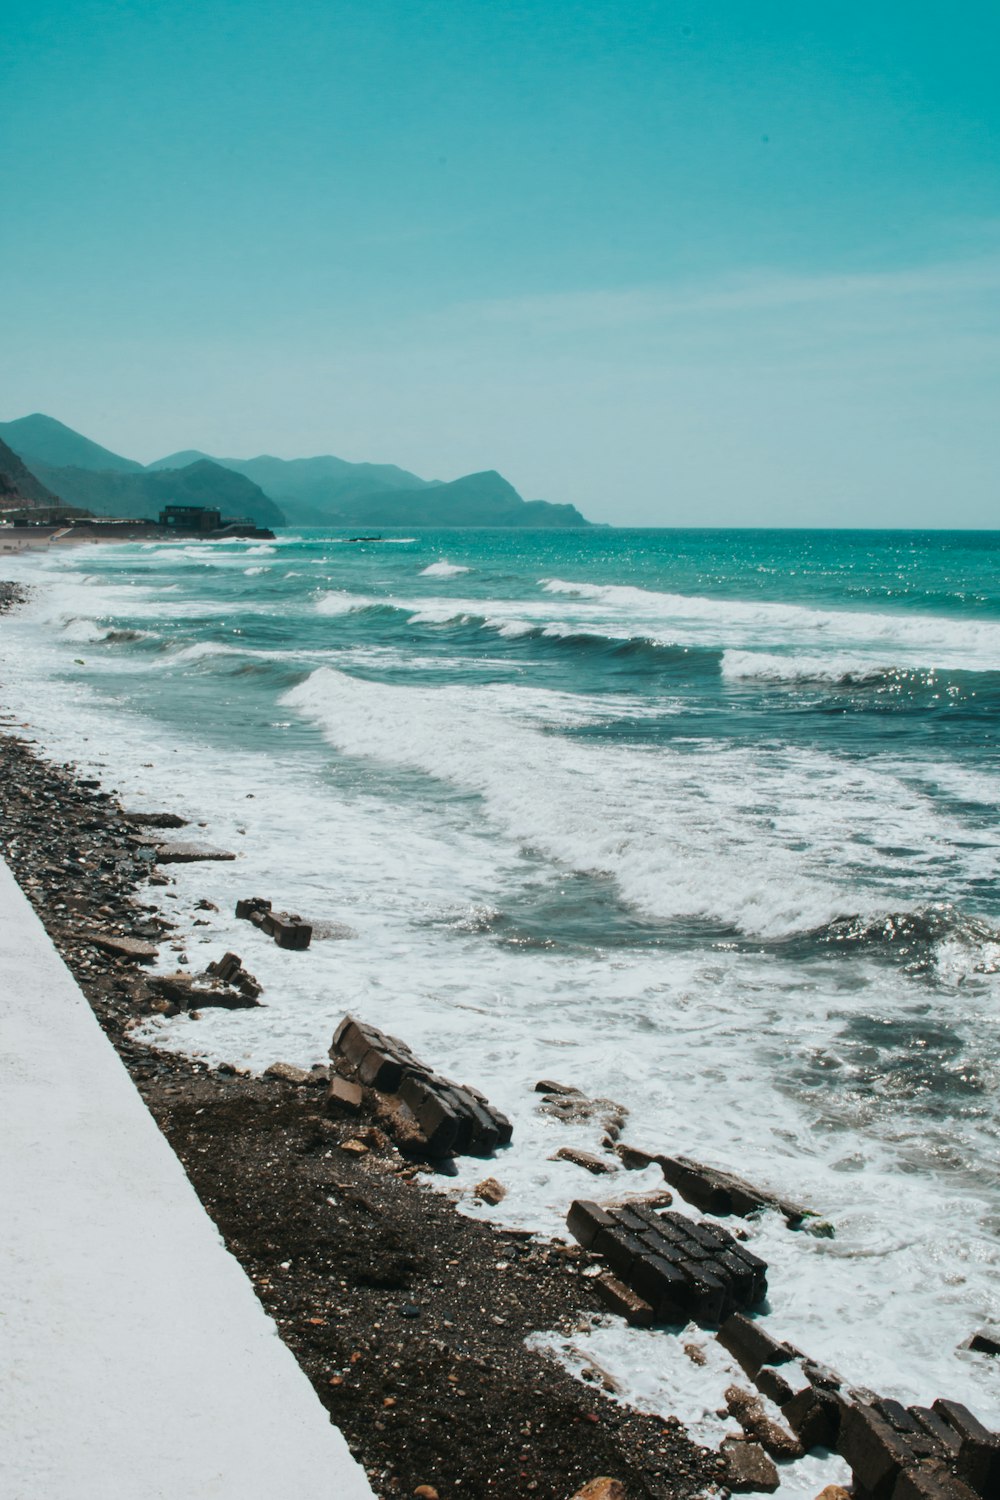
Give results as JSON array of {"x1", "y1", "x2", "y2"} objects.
[{"x1": 720, "y1": 1436, "x2": 779, "y2": 1493}]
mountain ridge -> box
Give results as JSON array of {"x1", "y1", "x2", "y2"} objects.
[
  {"x1": 30, "y1": 458, "x2": 287, "y2": 529},
  {"x1": 0, "y1": 414, "x2": 592, "y2": 529},
  {"x1": 0, "y1": 436, "x2": 67, "y2": 509},
  {"x1": 0, "y1": 414, "x2": 144, "y2": 474}
]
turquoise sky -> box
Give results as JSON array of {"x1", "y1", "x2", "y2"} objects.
[{"x1": 2, "y1": 1, "x2": 998, "y2": 525}]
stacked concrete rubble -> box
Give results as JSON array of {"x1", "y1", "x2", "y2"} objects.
[
  {"x1": 236, "y1": 896, "x2": 312, "y2": 950},
  {"x1": 718, "y1": 1312, "x2": 1000, "y2": 1499},
  {"x1": 328, "y1": 1015, "x2": 512, "y2": 1161},
  {"x1": 567, "y1": 1199, "x2": 767, "y2": 1327}
]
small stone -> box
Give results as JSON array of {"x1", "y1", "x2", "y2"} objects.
[
  {"x1": 475, "y1": 1177, "x2": 506, "y2": 1205},
  {"x1": 551, "y1": 1146, "x2": 617, "y2": 1175},
  {"x1": 340, "y1": 1139, "x2": 369, "y2": 1155},
  {"x1": 413, "y1": 1488, "x2": 439, "y2": 1500},
  {"x1": 265, "y1": 1062, "x2": 313, "y2": 1086},
  {"x1": 684, "y1": 1342, "x2": 707, "y2": 1366},
  {"x1": 814, "y1": 1488, "x2": 851, "y2": 1500},
  {"x1": 569, "y1": 1481, "x2": 627, "y2": 1500}
]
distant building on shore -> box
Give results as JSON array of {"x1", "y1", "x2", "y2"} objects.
[
  {"x1": 157, "y1": 503, "x2": 274, "y2": 539},
  {"x1": 159, "y1": 504, "x2": 223, "y2": 532}
]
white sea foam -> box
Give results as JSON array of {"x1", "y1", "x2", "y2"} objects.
[
  {"x1": 3, "y1": 550, "x2": 1000, "y2": 1438},
  {"x1": 60, "y1": 618, "x2": 111, "y2": 643},
  {"x1": 542, "y1": 577, "x2": 1000, "y2": 670},
  {"x1": 722, "y1": 650, "x2": 903, "y2": 683},
  {"x1": 281, "y1": 667, "x2": 1000, "y2": 943},
  {"x1": 315, "y1": 589, "x2": 378, "y2": 615},
  {"x1": 486, "y1": 618, "x2": 536, "y2": 638},
  {"x1": 419, "y1": 560, "x2": 471, "y2": 577}
]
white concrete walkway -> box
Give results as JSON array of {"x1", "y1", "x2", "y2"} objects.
[{"x1": 0, "y1": 856, "x2": 375, "y2": 1500}]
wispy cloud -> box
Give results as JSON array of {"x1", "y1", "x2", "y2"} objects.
[{"x1": 451, "y1": 257, "x2": 1000, "y2": 334}]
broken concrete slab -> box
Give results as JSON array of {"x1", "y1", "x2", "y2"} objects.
[
  {"x1": 84, "y1": 931, "x2": 158, "y2": 964},
  {"x1": 150, "y1": 972, "x2": 260, "y2": 1012},
  {"x1": 720, "y1": 1436, "x2": 779, "y2": 1493},
  {"x1": 963, "y1": 1327, "x2": 1000, "y2": 1357},
  {"x1": 716, "y1": 1313, "x2": 798, "y2": 1378},
  {"x1": 551, "y1": 1146, "x2": 617, "y2": 1175},
  {"x1": 329, "y1": 1014, "x2": 512, "y2": 1160},
  {"x1": 123, "y1": 810, "x2": 188, "y2": 828},
  {"x1": 725, "y1": 1385, "x2": 803, "y2": 1460},
  {"x1": 326, "y1": 1077, "x2": 364, "y2": 1116},
  {"x1": 567, "y1": 1200, "x2": 767, "y2": 1327},
  {"x1": 656, "y1": 1154, "x2": 808, "y2": 1228},
  {"x1": 932, "y1": 1399, "x2": 1000, "y2": 1495},
  {"x1": 155, "y1": 843, "x2": 236, "y2": 864},
  {"x1": 836, "y1": 1402, "x2": 915, "y2": 1498},
  {"x1": 264, "y1": 1063, "x2": 315, "y2": 1086},
  {"x1": 594, "y1": 1272, "x2": 655, "y2": 1327}
]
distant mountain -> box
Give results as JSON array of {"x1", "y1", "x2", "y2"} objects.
[
  {"x1": 0, "y1": 414, "x2": 143, "y2": 473},
  {"x1": 2, "y1": 413, "x2": 592, "y2": 529},
  {"x1": 329, "y1": 469, "x2": 589, "y2": 528},
  {"x1": 148, "y1": 452, "x2": 589, "y2": 528},
  {"x1": 31, "y1": 459, "x2": 287, "y2": 529},
  {"x1": 0, "y1": 436, "x2": 67, "y2": 508},
  {"x1": 147, "y1": 450, "x2": 431, "y2": 526}
]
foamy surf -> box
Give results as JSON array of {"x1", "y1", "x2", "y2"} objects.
[
  {"x1": 1, "y1": 525, "x2": 999, "y2": 1441},
  {"x1": 419, "y1": 559, "x2": 471, "y2": 577}
]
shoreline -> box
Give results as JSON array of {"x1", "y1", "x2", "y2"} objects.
[
  {"x1": 5, "y1": 570, "x2": 999, "y2": 1499},
  {"x1": 0, "y1": 598, "x2": 720, "y2": 1498}
]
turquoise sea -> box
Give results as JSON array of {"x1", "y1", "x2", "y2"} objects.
[{"x1": 4, "y1": 526, "x2": 1000, "y2": 1461}]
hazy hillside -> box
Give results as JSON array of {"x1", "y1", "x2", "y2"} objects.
[
  {"x1": 32, "y1": 459, "x2": 287, "y2": 528},
  {"x1": 0, "y1": 414, "x2": 143, "y2": 473},
  {"x1": 148, "y1": 450, "x2": 431, "y2": 526},
  {"x1": 335, "y1": 470, "x2": 589, "y2": 528},
  {"x1": 0, "y1": 437, "x2": 67, "y2": 508},
  {"x1": 149, "y1": 453, "x2": 590, "y2": 528},
  {"x1": 1, "y1": 414, "x2": 592, "y2": 529}
]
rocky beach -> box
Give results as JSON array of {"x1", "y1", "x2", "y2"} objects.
[
  {"x1": 0, "y1": 582, "x2": 722, "y2": 1499},
  {"x1": 4, "y1": 542, "x2": 1000, "y2": 1500}
]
